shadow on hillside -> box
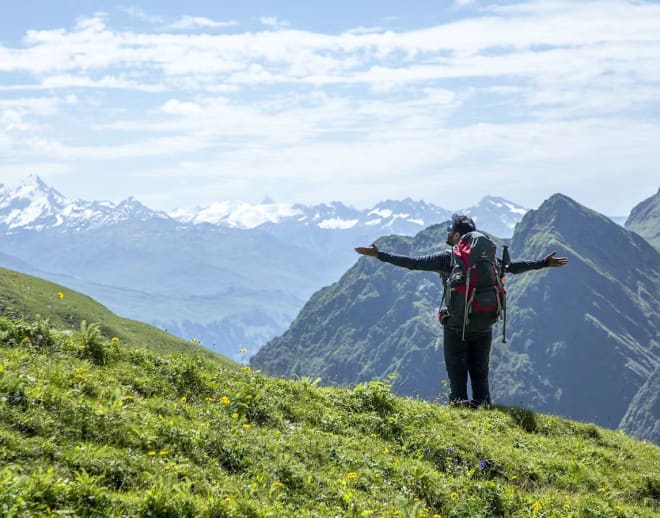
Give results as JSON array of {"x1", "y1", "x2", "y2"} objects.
[{"x1": 491, "y1": 404, "x2": 538, "y2": 433}]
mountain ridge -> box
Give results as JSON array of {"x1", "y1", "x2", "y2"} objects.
[{"x1": 2, "y1": 175, "x2": 528, "y2": 237}]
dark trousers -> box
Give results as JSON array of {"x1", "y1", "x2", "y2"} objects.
[{"x1": 443, "y1": 326, "x2": 492, "y2": 406}]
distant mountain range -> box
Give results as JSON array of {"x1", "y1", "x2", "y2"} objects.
[
  {"x1": 0, "y1": 175, "x2": 530, "y2": 358},
  {"x1": 252, "y1": 193, "x2": 660, "y2": 443},
  {"x1": 170, "y1": 196, "x2": 527, "y2": 238}
]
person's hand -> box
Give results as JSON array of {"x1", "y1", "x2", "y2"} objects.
[
  {"x1": 355, "y1": 244, "x2": 379, "y2": 257},
  {"x1": 544, "y1": 251, "x2": 568, "y2": 267}
]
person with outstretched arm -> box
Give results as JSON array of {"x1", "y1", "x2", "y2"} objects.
[{"x1": 355, "y1": 214, "x2": 567, "y2": 408}]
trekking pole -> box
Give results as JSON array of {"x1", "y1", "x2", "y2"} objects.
[{"x1": 499, "y1": 245, "x2": 510, "y2": 343}]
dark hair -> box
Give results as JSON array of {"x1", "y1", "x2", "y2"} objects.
[{"x1": 448, "y1": 214, "x2": 476, "y2": 235}]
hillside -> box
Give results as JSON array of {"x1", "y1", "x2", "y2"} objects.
[
  {"x1": 1, "y1": 316, "x2": 658, "y2": 517},
  {"x1": 0, "y1": 267, "x2": 233, "y2": 365},
  {"x1": 625, "y1": 187, "x2": 660, "y2": 251},
  {"x1": 252, "y1": 195, "x2": 660, "y2": 441},
  {"x1": 619, "y1": 365, "x2": 660, "y2": 444},
  {"x1": 496, "y1": 194, "x2": 659, "y2": 431},
  {"x1": 251, "y1": 224, "x2": 448, "y2": 399}
]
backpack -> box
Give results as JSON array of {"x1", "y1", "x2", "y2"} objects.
[{"x1": 444, "y1": 231, "x2": 506, "y2": 339}]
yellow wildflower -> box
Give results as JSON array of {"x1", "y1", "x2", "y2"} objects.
[
  {"x1": 271, "y1": 481, "x2": 285, "y2": 488},
  {"x1": 111, "y1": 337, "x2": 119, "y2": 343},
  {"x1": 220, "y1": 396, "x2": 231, "y2": 405},
  {"x1": 243, "y1": 423, "x2": 252, "y2": 430},
  {"x1": 347, "y1": 472, "x2": 358, "y2": 480},
  {"x1": 232, "y1": 412, "x2": 239, "y2": 419},
  {"x1": 180, "y1": 396, "x2": 187, "y2": 403},
  {"x1": 57, "y1": 292, "x2": 64, "y2": 299},
  {"x1": 450, "y1": 492, "x2": 458, "y2": 500},
  {"x1": 147, "y1": 451, "x2": 156, "y2": 456},
  {"x1": 240, "y1": 348, "x2": 247, "y2": 354},
  {"x1": 241, "y1": 366, "x2": 251, "y2": 372},
  {"x1": 532, "y1": 501, "x2": 542, "y2": 514},
  {"x1": 159, "y1": 450, "x2": 168, "y2": 456}
]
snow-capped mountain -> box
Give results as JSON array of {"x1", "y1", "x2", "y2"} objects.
[
  {"x1": 460, "y1": 196, "x2": 528, "y2": 238},
  {"x1": 0, "y1": 175, "x2": 170, "y2": 232},
  {"x1": 1, "y1": 175, "x2": 530, "y2": 238},
  {"x1": 170, "y1": 199, "x2": 303, "y2": 228},
  {"x1": 168, "y1": 196, "x2": 524, "y2": 237}
]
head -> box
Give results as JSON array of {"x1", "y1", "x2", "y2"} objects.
[{"x1": 446, "y1": 213, "x2": 476, "y2": 246}]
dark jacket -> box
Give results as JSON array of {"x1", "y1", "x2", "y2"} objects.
[
  {"x1": 377, "y1": 248, "x2": 548, "y2": 332},
  {"x1": 377, "y1": 249, "x2": 547, "y2": 275}
]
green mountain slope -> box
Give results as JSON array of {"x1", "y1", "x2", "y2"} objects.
[
  {"x1": 252, "y1": 224, "x2": 449, "y2": 399},
  {"x1": 1, "y1": 317, "x2": 658, "y2": 517},
  {"x1": 252, "y1": 195, "x2": 659, "y2": 441},
  {"x1": 619, "y1": 365, "x2": 660, "y2": 444},
  {"x1": 496, "y1": 194, "x2": 659, "y2": 429},
  {"x1": 0, "y1": 267, "x2": 233, "y2": 365},
  {"x1": 625, "y1": 187, "x2": 660, "y2": 251}
]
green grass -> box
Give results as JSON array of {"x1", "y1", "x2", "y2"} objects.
[
  {"x1": 0, "y1": 267, "x2": 233, "y2": 366},
  {"x1": 0, "y1": 317, "x2": 658, "y2": 517}
]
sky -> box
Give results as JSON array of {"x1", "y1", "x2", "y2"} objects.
[{"x1": 1, "y1": 0, "x2": 659, "y2": 216}]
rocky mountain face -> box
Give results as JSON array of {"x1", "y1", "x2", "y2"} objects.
[
  {"x1": 492, "y1": 194, "x2": 659, "y2": 432},
  {"x1": 252, "y1": 194, "x2": 660, "y2": 442},
  {"x1": 625, "y1": 187, "x2": 660, "y2": 252}
]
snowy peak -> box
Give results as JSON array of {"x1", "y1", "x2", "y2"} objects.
[
  {"x1": 460, "y1": 196, "x2": 529, "y2": 237},
  {"x1": 170, "y1": 200, "x2": 302, "y2": 228},
  {"x1": 367, "y1": 198, "x2": 452, "y2": 228},
  {"x1": 114, "y1": 197, "x2": 169, "y2": 222},
  {"x1": 0, "y1": 175, "x2": 530, "y2": 237},
  {"x1": 0, "y1": 175, "x2": 68, "y2": 230},
  {"x1": 293, "y1": 202, "x2": 361, "y2": 229},
  {"x1": 0, "y1": 176, "x2": 169, "y2": 232},
  {"x1": 168, "y1": 197, "x2": 525, "y2": 236}
]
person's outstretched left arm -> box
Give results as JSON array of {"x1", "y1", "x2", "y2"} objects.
[{"x1": 506, "y1": 251, "x2": 568, "y2": 274}]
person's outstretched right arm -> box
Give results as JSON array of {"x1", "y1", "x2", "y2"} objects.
[{"x1": 355, "y1": 244, "x2": 451, "y2": 272}]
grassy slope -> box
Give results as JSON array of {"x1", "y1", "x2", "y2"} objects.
[
  {"x1": 0, "y1": 267, "x2": 233, "y2": 366},
  {"x1": 1, "y1": 318, "x2": 658, "y2": 517}
]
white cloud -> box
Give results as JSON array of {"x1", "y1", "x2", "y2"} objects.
[
  {"x1": 1, "y1": 4, "x2": 657, "y2": 96},
  {"x1": 40, "y1": 74, "x2": 166, "y2": 92},
  {"x1": 120, "y1": 7, "x2": 164, "y2": 25},
  {"x1": 167, "y1": 16, "x2": 239, "y2": 31},
  {"x1": 260, "y1": 16, "x2": 290, "y2": 28},
  {"x1": 26, "y1": 135, "x2": 212, "y2": 160},
  {"x1": 0, "y1": 97, "x2": 67, "y2": 132}
]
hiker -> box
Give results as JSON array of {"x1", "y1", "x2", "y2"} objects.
[{"x1": 355, "y1": 214, "x2": 567, "y2": 408}]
